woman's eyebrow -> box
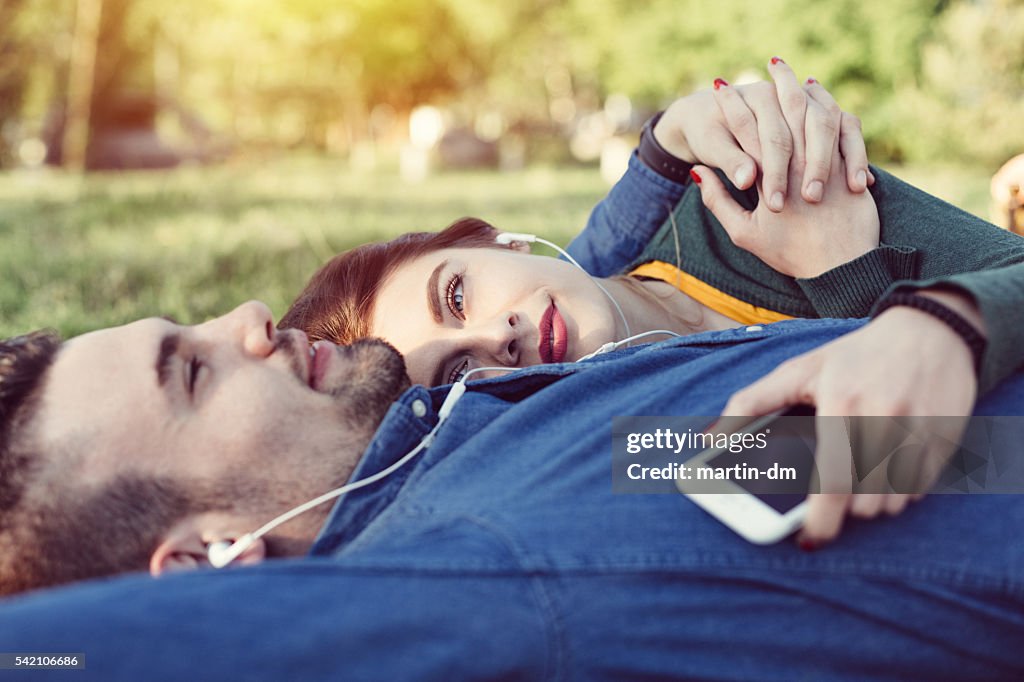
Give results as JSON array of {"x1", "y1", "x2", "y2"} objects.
[{"x1": 426, "y1": 259, "x2": 449, "y2": 324}]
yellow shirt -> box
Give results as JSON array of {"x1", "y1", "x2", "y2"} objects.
[{"x1": 629, "y1": 261, "x2": 794, "y2": 326}]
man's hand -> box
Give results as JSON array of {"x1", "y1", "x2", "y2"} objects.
[
  {"x1": 653, "y1": 57, "x2": 873, "y2": 212},
  {"x1": 720, "y1": 290, "x2": 982, "y2": 548}
]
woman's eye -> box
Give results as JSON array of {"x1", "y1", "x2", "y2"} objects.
[
  {"x1": 446, "y1": 274, "x2": 465, "y2": 319},
  {"x1": 188, "y1": 357, "x2": 202, "y2": 394},
  {"x1": 448, "y1": 359, "x2": 469, "y2": 385}
]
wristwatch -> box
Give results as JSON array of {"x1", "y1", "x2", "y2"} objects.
[{"x1": 638, "y1": 111, "x2": 694, "y2": 185}]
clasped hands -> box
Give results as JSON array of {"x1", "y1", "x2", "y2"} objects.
[{"x1": 662, "y1": 58, "x2": 982, "y2": 548}]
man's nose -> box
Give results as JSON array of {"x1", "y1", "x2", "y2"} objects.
[
  {"x1": 474, "y1": 312, "x2": 521, "y2": 366},
  {"x1": 217, "y1": 300, "x2": 276, "y2": 357}
]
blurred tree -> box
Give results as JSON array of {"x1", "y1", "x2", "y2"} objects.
[
  {"x1": 0, "y1": 0, "x2": 29, "y2": 166},
  {"x1": 892, "y1": 0, "x2": 1024, "y2": 166},
  {"x1": 0, "y1": 0, "x2": 73, "y2": 167},
  {"x1": 0, "y1": 0, "x2": 1019, "y2": 167},
  {"x1": 62, "y1": 0, "x2": 101, "y2": 170}
]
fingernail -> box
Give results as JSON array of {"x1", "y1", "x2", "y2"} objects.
[
  {"x1": 806, "y1": 180, "x2": 824, "y2": 202},
  {"x1": 769, "y1": 192, "x2": 784, "y2": 211},
  {"x1": 689, "y1": 169, "x2": 702, "y2": 184},
  {"x1": 806, "y1": 77, "x2": 817, "y2": 85},
  {"x1": 734, "y1": 165, "x2": 753, "y2": 187},
  {"x1": 798, "y1": 537, "x2": 819, "y2": 552},
  {"x1": 856, "y1": 169, "x2": 867, "y2": 187},
  {"x1": 713, "y1": 77, "x2": 729, "y2": 90},
  {"x1": 771, "y1": 56, "x2": 784, "y2": 65}
]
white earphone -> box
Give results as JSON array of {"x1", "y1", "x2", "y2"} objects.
[
  {"x1": 207, "y1": 230, "x2": 679, "y2": 568},
  {"x1": 206, "y1": 540, "x2": 234, "y2": 567},
  {"x1": 495, "y1": 231, "x2": 680, "y2": 360},
  {"x1": 207, "y1": 380, "x2": 473, "y2": 569},
  {"x1": 495, "y1": 232, "x2": 632, "y2": 342}
]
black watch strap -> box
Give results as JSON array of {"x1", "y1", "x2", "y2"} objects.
[
  {"x1": 638, "y1": 111, "x2": 694, "y2": 185},
  {"x1": 873, "y1": 292, "x2": 986, "y2": 374}
]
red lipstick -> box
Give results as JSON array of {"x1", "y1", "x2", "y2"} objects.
[{"x1": 538, "y1": 301, "x2": 568, "y2": 364}]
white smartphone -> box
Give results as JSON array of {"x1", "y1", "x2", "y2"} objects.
[{"x1": 675, "y1": 406, "x2": 816, "y2": 544}]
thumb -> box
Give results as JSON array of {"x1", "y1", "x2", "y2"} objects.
[
  {"x1": 690, "y1": 165, "x2": 755, "y2": 250},
  {"x1": 721, "y1": 354, "x2": 821, "y2": 418}
]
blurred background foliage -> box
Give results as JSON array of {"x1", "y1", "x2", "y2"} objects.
[
  {"x1": 3, "y1": 0, "x2": 1023, "y2": 167},
  {"x1": 1, "y1": 0, "x2": 1022, "y2": 336}
]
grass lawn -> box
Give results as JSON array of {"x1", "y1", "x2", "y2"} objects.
[{"x1": 0, "y1": 156, "x2": 996, "y2": 338}]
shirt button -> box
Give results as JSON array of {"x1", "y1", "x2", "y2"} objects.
[
  {"x1": 745, "y1": 325, "x2": 763, "y2": 332},
  {"x1": 411, "y1": 399, "x2": 428, "y2": 418}
]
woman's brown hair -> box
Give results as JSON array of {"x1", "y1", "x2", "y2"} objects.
[{"x1": 280, "y1": 217, "x2": 516, "y2": 344}]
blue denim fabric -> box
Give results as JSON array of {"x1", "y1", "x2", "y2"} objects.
[
  {"x1": 566, "y1": 151, "x2": 686, "y2": 276},
  {"x1": 2, "y1": 319, "x2": 1024, "y2": 681}
]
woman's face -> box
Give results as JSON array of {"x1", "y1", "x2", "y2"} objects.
[{"x1": 371, "y1": 247, "x2": 620, "y2": 387}]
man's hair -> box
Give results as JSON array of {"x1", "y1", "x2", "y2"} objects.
[
  {"x1": 0, "y1": 331, "x2": 197, "y2": 596},
  {"x1": 279, "y1": 217, "x2": 513, "y2": 341}
]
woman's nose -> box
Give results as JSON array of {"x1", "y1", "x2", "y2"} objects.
[{"x1": 476, "y1": 312, "x2": 521, "y2": 366}]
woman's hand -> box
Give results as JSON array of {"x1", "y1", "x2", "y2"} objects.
[
  {"x1": 653, "y1": 57, "x2": 873, "y2": 212},
  {"x1": 689, "y1": 137, "x2": 880, "y2": 279},
  {"x1": 720, "y1": 290, "x2": 982, "y2": 548},
  {"x1": 687, "y1": 63, "x2": 880, "y2": 279}
]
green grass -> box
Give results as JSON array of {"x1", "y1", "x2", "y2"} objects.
[
  {"x1": 0, "y1": 158, "x2": 608, "y2": 338},
  {"x1": 0, "y1": 156, "x2": 995, "y2": 339}
]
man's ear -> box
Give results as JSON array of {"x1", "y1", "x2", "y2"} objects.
[{"x1": 149, "y1": 515, "x2": 267, "y2": 576}]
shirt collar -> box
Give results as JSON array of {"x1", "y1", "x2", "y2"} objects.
[
  {"x1": 308, "y1": 319, "x2": 865, "y2": 555},
  {"x1": 309, "y1": 384, "x2": 439, "y2": 555}
]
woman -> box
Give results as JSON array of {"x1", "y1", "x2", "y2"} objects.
[{"x1": 281, "y1": 66, "x2": 1024, "y2": 393}]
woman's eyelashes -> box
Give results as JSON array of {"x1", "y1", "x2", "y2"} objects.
[
  {"x1": 445, "y1": 272, "x2": 465, "y2": 320},
  {"x1": 448, "y1": 358, "x2": 469, "y2": 385}
]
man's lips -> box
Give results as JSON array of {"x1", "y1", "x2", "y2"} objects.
[
  {"x1": 309, "y1": 340, "x2": 334, "y2": 391},
  {"x1": 538, "y1": 301, "x2": 568, "y2": 363}
]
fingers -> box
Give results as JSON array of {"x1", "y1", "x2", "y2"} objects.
[
  {"x1": 884, "y1": 494, "x2": 910, "y2": 515},
  {"x1": 798, "y1": 494, "x2": 850, "y2": 549},
  {"x1": 709, "y1": 79, "x2": 760, "y2": 189},
  {"x1": 804, "y1": 78, "x2": 873, "y2": 194},
  {"x1": 849, "y1": 493, "x2": 886, "y2": 518},
  {"x1": 766, "y1": 58, "x2": 807, "y2": 168},
  {"x1": 689, "y1": 165, "x2": 756, "y2": 249},
  {"x1": 801, "y1": 79, "x2": 843, "y2": 201},
  {"x1": 729, "y1": 80, "x2": 793, "y2": 208},
  {"x1": 720, "y1": 354, "x2": 820, "y2": 417}
]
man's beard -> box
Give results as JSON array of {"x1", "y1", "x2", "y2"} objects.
[{"x1": 325, "y1": 337, "x2": 412, "y2": 433}]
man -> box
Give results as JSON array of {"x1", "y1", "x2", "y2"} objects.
[
  {"x1": 1, "y1": 62, "x2": 1022, "y2": 678},
  {"x1": 0, "y1": 304, "x2": 410, "y2": 591},
  {"x1": 0, "y1": 302, "x2": 1022, "y2": 680}
]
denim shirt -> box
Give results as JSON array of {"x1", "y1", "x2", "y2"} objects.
[
  {"x1": 3, "y1": 319, "x2": 1024, "y2": 681},
  {"x1": 566, "y1": 151, "x2": 686, "y2": 277}
]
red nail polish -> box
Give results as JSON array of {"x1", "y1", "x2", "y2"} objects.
[
  {"x1": 689, "y1": 169, "x2": 702, "y2": 184},
  {"x1": 799, "y1": 538, "x2": 818, "y2": 552},
  {"x1": 806, "y1": 77, "x2": 817, "y2": 85},
  {"x1": 713, "y1": 78, "x2": 728, "y2": 90},
  {"x1": 771, "y1": 56, "x2": 784, "y2": 65}
]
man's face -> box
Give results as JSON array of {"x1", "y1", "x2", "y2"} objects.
[{"x1": 32, "y1": 301, "x2": 410, "y2": 549}]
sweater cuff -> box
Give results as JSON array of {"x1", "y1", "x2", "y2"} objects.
[{"x1": 796, "y1": 245, "x2": 919, "y2": 318}]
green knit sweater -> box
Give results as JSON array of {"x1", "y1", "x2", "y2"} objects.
[{"x1": 628, "y1": 167, "x2": 1024, "y2": 394}]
